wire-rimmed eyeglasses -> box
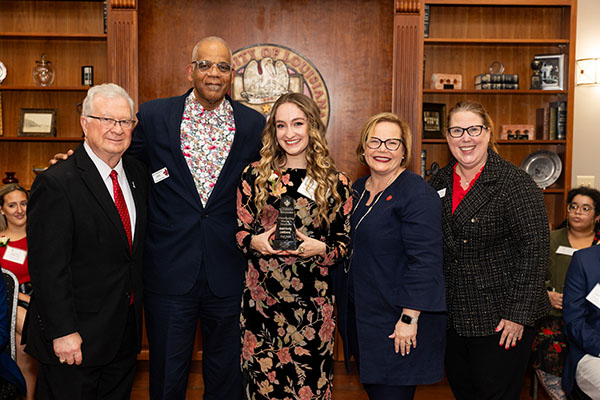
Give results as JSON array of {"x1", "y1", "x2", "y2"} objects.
[
  {"x1": 567, "y1": 203, "x2": 595, "y2": 214},
  {"x1": 366, "y1": 137, "x2": 403, "y2": 151},
  {"x1": 191, "y1": 60, "x2": 232, "y2": 74},
  {"x1": 86, "y1": 115, "x2": 135, "y2": 129},
  {"x1": 447, "y1": 125, "x2": 487, "y2": 138}
]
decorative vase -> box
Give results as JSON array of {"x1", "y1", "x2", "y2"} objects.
[
  {"x1": 32, "y1": 53, "x2": 55, "y2": 87},
  {"x1": 2, "y1": 172, "x2": 18, "y2": 184}
]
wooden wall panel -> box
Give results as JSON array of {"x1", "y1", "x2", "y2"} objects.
[
  {"x1": 108, "y1": 1, "x2": 139, "y2": 107},
  {"x1": 137, "y1": 0, "x2": 394, "y2": 361},
  {"x1": 392, "y1": 7, "x2": 422, "y2": 172},
  {"x1": 138, "y1": 0, "x2": 393, "y2": 182}
]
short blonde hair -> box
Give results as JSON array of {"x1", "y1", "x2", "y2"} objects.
[{"x1": 356, "y1": 112, "x2": 412, "y2": 167}]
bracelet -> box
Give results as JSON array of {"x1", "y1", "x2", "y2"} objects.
[{"x1": 17, "y1": 299, "x2": 29, "y2": 310}]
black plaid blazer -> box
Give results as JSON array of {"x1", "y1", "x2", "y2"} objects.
[{"x1": 429, "y1": 149, "x2": 551, "y2": 336}]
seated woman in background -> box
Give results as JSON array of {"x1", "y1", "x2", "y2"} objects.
[
  {"x1": 0, "y1": 184, "x2": 37, "y2": 400},
  {"x1": 532, "y1": 186, "x2": 600, "y2": 398}
]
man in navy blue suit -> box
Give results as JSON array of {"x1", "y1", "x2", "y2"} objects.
[
  {"x1": 562, "y1": 244, "x2": 600, "y2": 399},
  {"x1": 128, "y1": 36, "x2": 265, "y2": 399}
]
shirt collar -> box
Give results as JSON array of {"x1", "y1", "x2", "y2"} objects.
[
  {"x1": 187, "y1": 90, "x2": 230, "y2": 113},
  {"x1": 83, "y1": 141, "x2": 125, "y2": 181}
]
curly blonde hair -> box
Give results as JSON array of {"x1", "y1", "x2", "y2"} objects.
[{"x1": 254, "y1": 92, "x2": 343, "y2": 227}]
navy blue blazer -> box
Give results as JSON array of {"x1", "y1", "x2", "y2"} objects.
[
  {"x1": 129, "y1": 90, "x2": 265, "y2": 297},
  {"x1": 336, "y1": 170, "x2": 446, "y2": 385},
  {"x1": 562, "y1": 245, "x2": 600, "y2": 394}
]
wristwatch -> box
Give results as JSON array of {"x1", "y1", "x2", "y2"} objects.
[{"x1": 401, "y1": 314, "x2": 418, "y2": 325}]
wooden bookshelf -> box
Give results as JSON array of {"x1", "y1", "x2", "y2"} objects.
[
  {"x1": 393, "y1": 0, "x2": 577, "y2": 227},
  {"x1": 0, "y1": 0, "x2": 138, "y2": 189}
]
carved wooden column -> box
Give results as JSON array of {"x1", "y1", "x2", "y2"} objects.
[
  {"x1": 392, "y1": 0, "x2": 423, "y2": 173},
  {"x1": 107, "y1": 0, "x2": 139, "y2": 109}
]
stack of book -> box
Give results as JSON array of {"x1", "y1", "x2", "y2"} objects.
[
  {"x1": 474, "y1": 73, "x2": 519, "y2": 90},
  {"x1": 424, "y1": 5, "x2": 430, "y2": 38},
  {"x1": 536, "y1": 101, "x2": 567, "y2": 140}
]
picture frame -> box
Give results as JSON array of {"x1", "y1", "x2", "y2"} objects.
[
  {"x1": 534, "y1": 54, "x2": 565, "y2": 90},
  {"x1": 422, "y1": 102, "x2": 446, "y2": 139},
  {"x1": 18, "y1": 108, "x2": 56, "y2": 137}
]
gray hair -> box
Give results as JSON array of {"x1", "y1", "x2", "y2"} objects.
[
  {"x1": 81, "y1": 83, "x2": 135, "y2": 119},
  {"x1": 191, "y1": 36, "x2": 233, "y2": 63}
]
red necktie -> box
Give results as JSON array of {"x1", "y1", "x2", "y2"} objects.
[{"x1": 109, "y1": 170, "x2": 132, "y2": 250}]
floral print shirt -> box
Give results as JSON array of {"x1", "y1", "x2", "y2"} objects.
[{"x1": 180, "y1": 91, "x2": 236, "y2": 205}]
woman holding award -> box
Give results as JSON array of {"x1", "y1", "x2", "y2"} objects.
[
  {"x1": 235, "y1": 92, "x2": 352, "y2": 399},
  {"x1": 337, "y1": 113, "x2": 446, "y2": 400}
]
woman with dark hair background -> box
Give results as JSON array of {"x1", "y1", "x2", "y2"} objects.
[
  {"x1": 532, "y1": 186, "x2": 600, "y2": 398},
  {"x1": 0, "y1": 184, "x2": 37, "y2": 399}
]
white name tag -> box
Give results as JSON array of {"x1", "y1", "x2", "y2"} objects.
[
  {"x1": 152, "y1": 167, "x2": 169, "y2": 184},
  {"x1": 3, "y1": 246, "x2": 27, "y2": 265},
  {"x1": 298, "y1": 177, "x2": 320, "y2": 202},
  {"x1": 437, "y1": 188, "x2": 447, "y2": 198},
  {"x1": 556, "y1": 245, "x2": 577, "y2": 256},
  {"x1": 586, "y1": 283, "x2": 600, "y2": 310}
]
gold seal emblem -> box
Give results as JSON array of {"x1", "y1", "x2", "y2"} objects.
[{"x1": 231, "y1": 44, "x2": 330, "y2": 126}]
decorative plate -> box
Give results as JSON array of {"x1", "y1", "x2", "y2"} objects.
[
  {"x1": 520, "y1": 150, "x2": 562, "y2": 189},
  {"x1": 0, "y1": 61, "x2": 6, "y2": 84}
]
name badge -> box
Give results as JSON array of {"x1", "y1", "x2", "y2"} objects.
[
  {"x1": 586, "y1": 283, "x2": 600, "y2": 310},
  {"x1": 556, "y1": 245, "x2": 577, "y2": 256},
  {"x1": 152, "y1": 167, "x2": 169, "y2": 184},
  {"x1": 3, "y1": 246, "x2": 27, "y2": 265},
  {"x1": 438, "y1": 188, "x2": 447, "y2": 198},
  {"x1": 298, "y1": 177, "x2": 320, "y2": 202}
]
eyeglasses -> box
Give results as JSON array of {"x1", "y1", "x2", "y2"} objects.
[
  {"x1": 447, "y1": 125, "x2": 487, "y2": 138},
  {"x1": 567, "y1": 203, "x2": 595, "y2": 214},
  {"x1": 86, "y1": 115, "x2": 135, "y2": 129},
  {"x1": 366, "y1": 137, "x2": 403, "y2": 151},
  {"x1": 191, "y1": 60, "x2": 232, "y2": 74}
]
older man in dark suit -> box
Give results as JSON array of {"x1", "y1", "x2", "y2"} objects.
[
  {"x1": 128, "y1": 36, "x2": 265, "y2": 399},
  {"x1": 25, "y1": 83, "x2": 147, "y2": 399}
]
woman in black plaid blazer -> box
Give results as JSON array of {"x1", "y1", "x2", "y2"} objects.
[{"x1": 429, "y1": 101, "x2": 551, "y2": 400}]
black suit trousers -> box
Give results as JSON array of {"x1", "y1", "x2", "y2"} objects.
[
  {"x1": 36, "y1": 306, "x2": 137, "y2": 400},
  {"x1": 445, "y1": 326, "x2": 535, "y2": 400}
]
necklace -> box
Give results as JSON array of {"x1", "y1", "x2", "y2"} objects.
[
  {"x1": 346, "y1": 171, "x2": 402, "y2": 272},
  {"x1": 353, "y1": 172, "x2": 400, "y2": 231}
]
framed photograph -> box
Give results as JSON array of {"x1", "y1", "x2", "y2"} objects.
[
  {"x1": 534, "y1": 54, "x2": 565, "y2": 90},
  {"x1": 422, "y1": 102, "x2": 446, "y2": 139},
  {"x1": 18, "y1": 108, "x2": 56, "y2": 137}
]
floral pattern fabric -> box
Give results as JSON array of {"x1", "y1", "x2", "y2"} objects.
[
  {"x1": 180, "y1": 91, "x2": 235, "y2": 205},
  {"x1": 533, "y1": 316, "x2": 568, "y2": 376},
  {"x1": 236, "y1": 164, "x2": 352, "y2": 400}
]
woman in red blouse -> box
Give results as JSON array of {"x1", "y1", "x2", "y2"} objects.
[{"x1": 0, "y1": 183, "x2": 36, "y2": 400}]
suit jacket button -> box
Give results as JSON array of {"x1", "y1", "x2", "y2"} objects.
[
  {"x1": 463, "y1": 239, "x2": 468, "y2": 244},
  {"x1": 471, "y1": 217, "x2": 477, "y2": 223},
  {"x1": 201, "y1": 212, "x2": 207, "y2": 219}
]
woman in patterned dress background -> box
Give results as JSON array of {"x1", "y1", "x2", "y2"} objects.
[{"x1": 236, "y1": 92, "x2": 352, "y2": 399}]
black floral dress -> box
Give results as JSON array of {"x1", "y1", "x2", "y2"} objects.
[{"x1": 236, "y1": 164, "x2": 352, "y2": 400}]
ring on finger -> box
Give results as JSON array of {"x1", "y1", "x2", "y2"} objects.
[{"x1": 298, "y1": 245, "x2": 305, "y2": 254}]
